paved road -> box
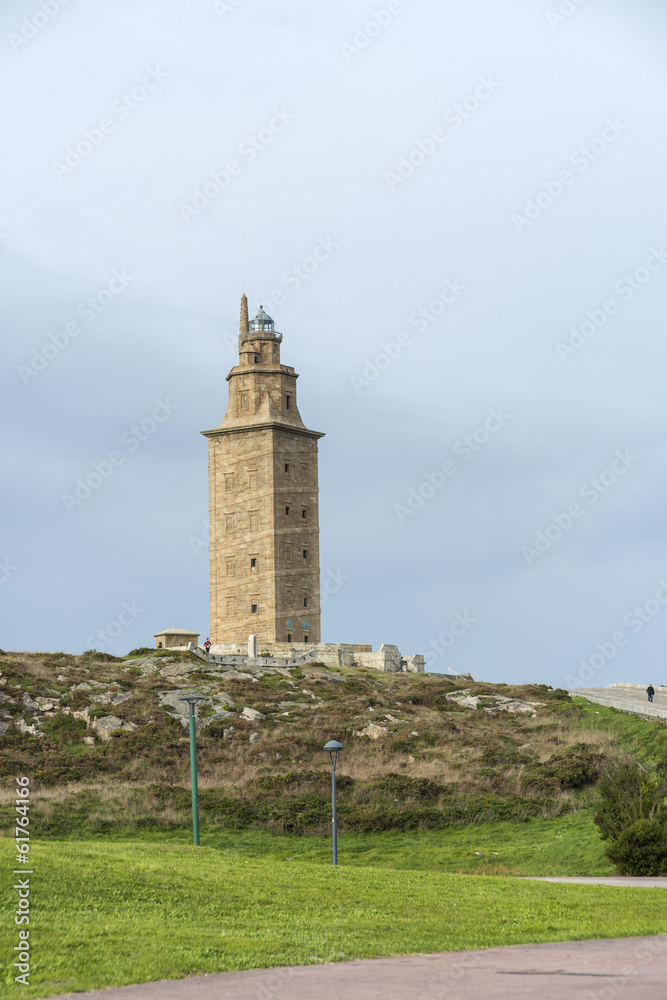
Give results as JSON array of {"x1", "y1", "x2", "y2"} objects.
[
  {"x1": 571, "y1": 684, "x2": 667, "y2": 721},
  {"x1": 40, "y1": 936, "x2": 667, "y2": 1000}
]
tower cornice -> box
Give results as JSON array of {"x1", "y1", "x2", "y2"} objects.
[{"x1": 201, "y1": 422, "x2": 325, "y2": 440}]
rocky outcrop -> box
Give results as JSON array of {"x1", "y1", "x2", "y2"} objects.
[{"x1": 90, "y1": 716, "x2": 136, "y2": 741}]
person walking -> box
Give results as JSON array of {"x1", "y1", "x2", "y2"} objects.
[
  {"x1": 204, "y1": 637, "x2": 211, "y2": 658},
  {"x1": 647, "y1": 683, "x2": 655, "y2": 704}
]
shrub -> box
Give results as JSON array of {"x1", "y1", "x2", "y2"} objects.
[
  {"x1": 522, "y1": 743, "x2": 603, "y2": 792},
  {"x1": 594, "y1": 755, "x2": 666, "y2": 842},
  {"x1": 605, "y1": 819, "x2": 667, "y2": 875},
  {"x1": 41, "y1": 715, "x2": 87, "y2": 743}
]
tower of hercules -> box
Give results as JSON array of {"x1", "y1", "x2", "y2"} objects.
[{"x1": 201, "y1": 295, "x2": 324, "y2": 645}]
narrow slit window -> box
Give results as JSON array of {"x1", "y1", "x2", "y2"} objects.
[
  {"x1": 251, "y1": 603, "x2": 258, "y2": 614},
  {"x1": 250, "y1": 558, "x2": 257, "y2": 569},
  {"x1": 285, "y1": 395, "x2": 291, "y2": 410},
  {"x1": 302, "y1": 549, "x2": 308, "y2": 561},
  {"x1": 285, "y1": 505, "x2": 290, "y2": 517}
]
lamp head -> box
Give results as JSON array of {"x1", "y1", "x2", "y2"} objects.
[{"x1": 324, "y1": 739, "x2": 343, "y2": 766}]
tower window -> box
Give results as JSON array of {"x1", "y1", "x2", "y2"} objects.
[
  {"x1": 287, "y1": 619, "x2": 293, "y2": 628},
  {"x1": 284, "y1": 463, "x2": 290, "y2": 474},
  {"x1": 249, "y1": 470, "x2": 257, "y2": 489},
  {"x1": 250, "y1": 557, "x2": 257, "y2": 569},
  {"x1": 304, "y1": 622, "x2": 309, "y2": 630},
  {"x1": 285, "y1": 544, "x2": 292, "y2": 563},
  {"x1": 303, "y1": 636, "x2": 307, "y2": 643},
  {"x1": 285, "y1": 395, "x2": 291, "y2": 410},
  {"x1": 225, "y1": 473, "x2": 234, "y2": 493},
  {"x1": 285, "y1": 505, "x2": 290, "y2": 517},
  {"x1": 303, "y1": 596, "x2": 308, "y2": 608},
  {"x1": 241, "y1": 395, "x2": 247, "y2": 408},
  {"x1": 301, "y1": 508, "x2": 307, "y2": 520},
  {"x1": 226, "y1": 557, "x2": 235, "y2": 576},
  {"x1": 287, "y1": 633, "x2": 292, "y2": 642},
  {"x1": 225, "y1": 514, "x2": 234, "y2": 533},
  {"x1": 251, "y1": 604, "x2": 258, "y2": 614},
  {"x1": 249, "y1": 510, "x2": 258, "y2": 532},
  {"x1": 302, "y1": 549, "x2": 308, "y2": 561},
  {"x1": 254, "y1": 354, "x2": 259, "y2": 363}
]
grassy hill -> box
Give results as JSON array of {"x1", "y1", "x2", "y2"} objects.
[
  {"x1": 2, "y1": 648, "x2": 666, "y2": 850},
  {"x1": 3, "y1": 650, "x2": 667, "y2": 997}
]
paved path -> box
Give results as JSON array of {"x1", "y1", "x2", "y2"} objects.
[
  {"x1": 570, "y1": 684, "x2": 667, "y2": 721},
  {"x1": 526, "y1": 876, "x2": 667, "y2": 888},
  {"x1": 40, "y1": 936, "x2": 667, "y2": 1000}
]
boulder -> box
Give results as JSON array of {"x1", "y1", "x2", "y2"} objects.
[
  {"x1": 16, "y1": 718, "x2": 41, "y2": 737},
  {"x1": 199, "y1": 709, "x2": 234, "y2": 730},
  {"x1": 241, "y1": 706, "x2": 265, "y2": 721},
  {"x1": 21, "y1": 692, "x2": 41, "y2": 712},
  {"x1": 90, "y1": 716, "x2": 136, "y2": 741},
  {"x1": 353, "y1": 722, "x2": 388, "y2": 740},
  {"x1": 36, "y1": 696, "x2": 60, "y2": 711}
]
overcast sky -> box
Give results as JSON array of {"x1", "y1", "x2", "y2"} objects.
[{"x1": 2, "y1": 0, "x2": 667, "y2": 689}]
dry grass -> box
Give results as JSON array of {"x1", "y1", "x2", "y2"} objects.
[{"x1": 0, "y1": 651, "x2": 611, "y2": 835}]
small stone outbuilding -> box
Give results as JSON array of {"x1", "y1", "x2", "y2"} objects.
[{"x1": 154, "y1": 628, "x2": 200, "y2": 650}]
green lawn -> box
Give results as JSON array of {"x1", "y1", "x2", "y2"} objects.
[
  {"x1": 573, "y1": 698, "x2": 667, "y2": 762},
  {"x1": 4, "y1": 837, "x2": 666, "y2": 999},
  {"x1": 35, "y1": 808, "x2": 615, "y2": 876},
  {"x1": 202, "y1": 810, "x2": 615, "y2": 876}
]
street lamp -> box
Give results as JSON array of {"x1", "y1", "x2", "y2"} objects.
[
  {"x1": 324, "y1": 740, "x2": 343, "y2": 866},
  {"x1": 179, "y1": 696, "x2": 206, "y2": 846}
]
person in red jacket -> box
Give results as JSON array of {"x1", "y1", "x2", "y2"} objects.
[{"x1": 204, "y1": 638, "x2": 211, "y2": 658}]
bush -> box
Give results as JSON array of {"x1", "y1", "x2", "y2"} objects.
[
  {"x1": 594, "y1": 756, "x2": 666, "y2": 842},
  {"x1": 605, "y1": 819, "x2": 667, "y2": 875},
  {"x1": 41, "y1": 715, "x2": 87, "y2": 743},
  {"x1": 522, "y1": 743, "x2": 604, "y2": 792}
]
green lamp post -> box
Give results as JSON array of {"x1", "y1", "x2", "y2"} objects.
[
  {"x1": 324, "y1": 740, "x2": 343, "y2": 865},
  {"x1": 179, "y1": 696, "x2": 206, "y2": 845}
]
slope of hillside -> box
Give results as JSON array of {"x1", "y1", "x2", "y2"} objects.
[{"x1": 1, "y1": 648, "x2": 664, "y2": 838}]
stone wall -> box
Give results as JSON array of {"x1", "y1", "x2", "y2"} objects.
[{"x1": 203, "y1": 640, "x2": 425, "y2": 673}]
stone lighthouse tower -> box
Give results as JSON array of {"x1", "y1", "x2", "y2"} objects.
[{"x1": 201, "y1": 295, "x2": 324, "y2": 645}]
